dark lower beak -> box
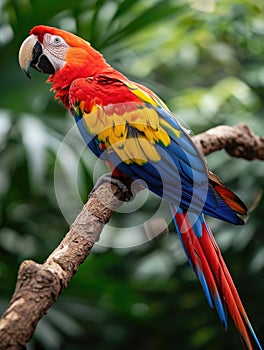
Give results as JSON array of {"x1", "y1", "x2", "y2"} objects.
[
  {"x1": 19, "y1": 35, "x2": 55, "y2": 79},
  {"x1": 30, "y1": 41, "x2": 55, "y2": 76}
]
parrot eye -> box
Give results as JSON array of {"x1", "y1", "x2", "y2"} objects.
[{"x1": 50, "y1": 35, "x2": 65, "y2": 46}]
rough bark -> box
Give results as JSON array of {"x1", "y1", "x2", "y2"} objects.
[
  {"x1": 0, "y1": 183, "x2": 131, "y2": 350},
  {"x1": 193, "y1": 123, "x2": 264, "y2": 160},
  {"x1": 0, "y1": 124, "x2": 263, "y2": 350}
]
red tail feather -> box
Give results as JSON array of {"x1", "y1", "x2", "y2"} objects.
[{"x1": 172, "y1": 207, "x2": 261, "y2": 350}]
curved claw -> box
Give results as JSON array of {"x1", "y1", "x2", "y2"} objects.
[{"x1": 93, "y1": 173, "x2": 133, "y2": 201}]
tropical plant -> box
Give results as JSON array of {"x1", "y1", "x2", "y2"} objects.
[{"x1": 0, "y1": 0, "x2": 263, "y2": 349}]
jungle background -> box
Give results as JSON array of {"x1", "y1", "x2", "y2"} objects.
[{"x1": 0, "y1": 0, "x2": 264, "y2": 349}]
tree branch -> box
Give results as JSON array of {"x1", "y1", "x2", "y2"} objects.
[
  {"x1": 193, "y1": 123, "x2": 264, "y2": 160},
  {"x1": 0, "y1": 182, "x2": 132, "y2": 350},
  {"x1": 0, "y1": 124, "x2": 263, "y2": 349}
]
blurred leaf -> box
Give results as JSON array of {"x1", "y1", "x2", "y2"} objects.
[{"x1": 0, "y1": 1, "x2": 263, "y2": 350}]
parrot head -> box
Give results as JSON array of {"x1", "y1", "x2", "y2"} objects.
[
  {"x1": 19, "y1": 25, "x2": 107, "y2": 79},
  {"x1": 19, "y1": 25, "x2": 110, "y2": 107}
]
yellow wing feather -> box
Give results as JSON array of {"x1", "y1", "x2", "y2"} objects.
[
  {"x1": 77, "y1": 82, "x2": 182, "y2": 165},
  {"x1": 124, "y1": 81, "x2": 169, "y2": 111}
]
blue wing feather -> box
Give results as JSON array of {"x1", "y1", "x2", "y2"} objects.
[{"x1": 73, "y1": 93, "x2": 243, "y2": 225}]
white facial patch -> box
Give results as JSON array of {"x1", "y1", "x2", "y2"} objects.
[{"x1": 42, "y1": 33, "x2": 69, "y2": 71}]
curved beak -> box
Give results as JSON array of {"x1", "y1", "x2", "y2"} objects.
[{"x1": 19, "y1": 35, "x2": 55, "y2": 79}]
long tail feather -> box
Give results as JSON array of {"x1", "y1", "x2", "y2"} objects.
[{"x1": 171, "y1": 205, "x2": 262, "y2": 350}]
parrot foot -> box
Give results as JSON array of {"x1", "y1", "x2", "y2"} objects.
[{"x1": 93, "y1": 173, "x2": 143, "y2": 202}]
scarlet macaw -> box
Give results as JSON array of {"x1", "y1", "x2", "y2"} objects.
[{"x1": 19, "y1": 26, "x2": 262, "y2": 349}]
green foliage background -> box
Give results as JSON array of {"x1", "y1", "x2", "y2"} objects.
[{"x1": 0, "y1": 0, "x2": 264, "y2": 349}]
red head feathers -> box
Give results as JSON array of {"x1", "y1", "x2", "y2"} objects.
[{"x1": 19, "y1": 25, "x2": 114, "y2": 106}]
